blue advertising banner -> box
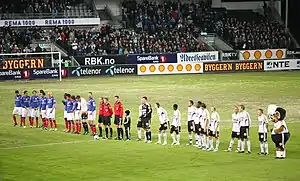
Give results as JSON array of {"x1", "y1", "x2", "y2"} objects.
[
  {"x1": 69, "y1": 65, "x2": 137, "y2": 77},
  {"x1": 126, "y1": 53, "x2": 177, "y2": 64}
]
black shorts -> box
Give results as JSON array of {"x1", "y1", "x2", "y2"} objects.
[
  {"x1": 208, "y1": 130, "x2": 219, "y2": 137},
  {"x1": 271, "y1": 133, "x2": 290, "y2": 148},
  {"x1": 240, "y1": 126, "x2": 250, "y2": 140},
  {"x1": 159, "y1": 123, "x2": 168, "y2": 131},
  {"x1": 114, "y1": 115, "x2": 122, "y2": 125},
  {"x1": 195, "y1": 123, "x2": 201, "y2": 134},
  {"x1": 200, "y1": 128, "x2": 207, "y2": 135},
  {"x1": 178, "y1": 126, "x2": 181, "y2": 132},
  {"x1": 170, "y1": 125, "x2": 179, "y2": 134},
  {"x1": 258, "y1": 132, "x2": 268, "y2": 142},
  {"x1": 231, "y1": 131, "x2": 240, "y2": 139},
  {"x1": 141, "y1": 118, "x2": 150, "y2": 129},
  {"x1": 188, "y1": 120, "x2": 195, "y2": 132},
  {"x1": 98, "y1": 115, "x2": 104, "y2": 123},
  {"x1": 137, "y1": 121, "x2": 142, "y2": 128},
  {"x1": 81, "y1": 113, "x2": 88, "y2": 120},
  {"x1": 103, "y1": 116, "x2": 111, "y2": 126}
]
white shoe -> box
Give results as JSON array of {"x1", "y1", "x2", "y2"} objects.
[
  {"x1": 235, "y1": 149, "x2": 240, "y2": 153},
  {"x1": 54, "y1": 128, "x2": 58, "y2": 131},
  {"x1": 202, "y1": 147, "x2": 208, "y2": 151},
  {"x1": 171, "y1": 142, "x2": 177, "y2": 145},
  {"x1": 144, "y1": 140, "x2": 148, "y2": 143},
  {"x1": 30, "y1": 126, "x2": 33, "y2": 128},
  {"x1": 186, "y1": 142, "x2": 193, "y2": 146},
  {"x1": 175, "y1": 142, "x2": 180, "y2": 145},
  {"x1": 207, "y1": 148, "x2": 214, "y2": 151},
  {"x1": 162, "y1": 142, "x2": 167, "y2": 146},
  {"x1": 147, "y1": 141, "x2": 152, "y2": 143},
  {"x1": 224, "y1": 149, "x2": 231, "y2": 152},
  {"x1": 155, "y1": 142, "x2": 161, "y2": 145},
  {"x1": 23, "y1": 126, "x2": 26, "y2": 128},
  {"x1": 213, "y1": 149, "x2": 218, "y2": 152}
]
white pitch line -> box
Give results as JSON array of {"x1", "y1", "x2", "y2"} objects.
[{"x1": 1, "y1": 140, "x2": 92, "y2": 150}]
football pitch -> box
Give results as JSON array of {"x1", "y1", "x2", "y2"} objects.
[{"x1": 0, "y1": 71, "x2": 300, "y2": 181}]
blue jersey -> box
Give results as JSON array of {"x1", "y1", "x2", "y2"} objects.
[
  {"x1": 87, "y1": 98, "x2": 96, "y2": 111},
  {"x1": 73, "y1": 100, "x2": 78, "y2": 111},
  {"x1": 40, "y1": 97, "x2": 48, "y2": 110},
  {"x1": 47, "y1": 97, "x2": 56, "y2": 109},
  {"x1": 30, "y1": 96, "x2": 40, "y2": 108},
  {"x1": 66, "y1": 100, "x2": 73, "y2": 113},
  {"x1": 15, "y1": 95, "x2": 22, "y2": 107},
  {"x1": 21, "y1": 96, "x2": 30, "y2": 108}
]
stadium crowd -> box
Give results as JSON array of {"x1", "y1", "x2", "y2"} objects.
[{"x1": 0, "y1": 0, "x2": 294, "y2": 55}]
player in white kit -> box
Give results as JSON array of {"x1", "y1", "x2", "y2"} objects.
[
  {"x1": 199, "y1": 103, "x2": 209, "y2": 150},
  {"x1": 193, "y1": 101, "x2": 202, "y2": 148},
  {"x1": 257, "y1": 109, "x2": 269, "y2": 155},
  {"x1": 226, "y1": 105, "x2": 241, "y2": 152},
  {"x1": 187, "y1": 100, "x2": 197, "y2": 145},
  {"x1": 155, "y1": 103, "x2": 169, "y2": 145},
  {"x1": 170, "y1": 104, "x2": 181, "y2": 145},
  {"x1": 239, "y1": 105, "x2": 251, "y2": 153},
  {"x1": 208, "y1": 107, "x2": 220, "y2": 152},
  {"x1": 268, "y1": 105, "x2": 290, "y2": 159}
]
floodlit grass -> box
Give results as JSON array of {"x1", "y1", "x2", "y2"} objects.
[{"x1": 0, "y1": 71, "x2": 300, "y2": 181}]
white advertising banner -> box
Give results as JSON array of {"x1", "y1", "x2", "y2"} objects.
[
  {"x1": 264, "y1": 59, "x2": 300, "y2": 71},
  {"x1": 239, "y1": 49, "x2": 286, "y2": 60},
  {"x1": 177, "y1": 51, "x2": 219, "y2": 63},
  {"x1": 0, "y1": 18, "x2": 101, "y2": 27},
  {"x1": 137, "y1": 63, "x2": 203, "y2": 75}
]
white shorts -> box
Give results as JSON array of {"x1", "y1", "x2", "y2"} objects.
[
  {"x1": 12, "y1": 107, "x2": 22, "y2": 115},
  {"x1": 87, "y1": 111, "x2": 96, "y2": 121},
  {"x1": 21, "y1": 108, "x2": 31, "y2": 117},
  {"x1": 31, "y1": 108, "x2": 40, "y2": 117},
  {"x1": 67, "y1": 112, "x2": 74, "y2": 121},
  {"x1": 47, "y1": 108, "x2": 56, "y2": 119},
  {"x1": 74, "y1": 110, "x2": 81, "y2": 120},
  {"x1": 64, "y1": 110, "x2": 67, "y2": 119},
  {"x1": 41, "y1": 110, "x2": 47, "y2": 118}
]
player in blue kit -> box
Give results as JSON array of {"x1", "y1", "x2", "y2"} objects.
[
  {"x1": 12, "y1": 90, "x2": 22, "y2": 126},
  {"x1": 20, "y1": 91, "x2": 31, "y2": 128},
  {"x1": 65, "y1": 94, "x2": 74, "y2": 133},
  {"x1": 30, "y1": 90, "x2": 40, "y2": 128},
  {"x1": 71, "y1": 95, "x2": 77, "y2": 133},
  {"x1": 40, "y1": 91, "x2": 48, "y2": 129},
  {"x1": 87, "y1": 92, "x2": 97, "y2": 135},
  {"x1": 62, "y1": 93, "x2": 68, "y2": 132},
  {"x1": 47, "y1": 92, "x2": 57, "y2": 131}
]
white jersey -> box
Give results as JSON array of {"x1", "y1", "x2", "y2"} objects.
[
  {"x1": 157, "y1": 107, "x2": 168, "y2": 124},
  {"x1": 258, "y1": 114, "x2": 268, "y2": 133},
  {"x1": 194, "y1": 108, "x2": 202, "y2": 124},
  {"x1": 271, "y1": 120, "x2": 289, "y2": 135},
  {"x1": 172, "y1": 109, "x2": 181, "y2": 127},
  {"x1": 138, "y1": 105, "x2": 143, "y2": 118},
  {"x1": 200, "y1": 108, "x2": 209, "y2": 129},
  {"x1": 81, "y1": 98, "x2": 87, "y2": 112},
  {"x1": 187, "y1": 106, "x2": 196, "y2": 121},
  {"x1": 239, "y1": 110, "x2": 251, "y2": 127},
  {"x1": 209, "y1": 111, "x2": 220, "y2": 132},
  {"x1": 232, "y1": 113, "x2": 240, "y2": 132}
]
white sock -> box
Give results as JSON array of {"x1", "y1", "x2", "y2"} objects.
[
  {"x1": 206, "y1": 136, "x2": 209, "y2": 148},
  {"x1": 216, "y1": 138, "x2": 220, "y2": 149},
  {"x1": 246, "y1": 140, "x2": 251, "y2": 152},
  {"x1": 137, "y1": 129, "x2": 142, "y2": 139},
  {"x1": 188, "y1": 134, "x2": 192, "y2": 143},
  {"x1": 199, "y1": 135, "x2": 202, "y2": 146},
  {"x1": 209, "y1": 138, "x2": 213, "y2": 149},
  {"x1": 163, "y1": 133, "x2": 167, "y2": 143},
  {"x1": 241, "y1": 141, "x2": 245, "y2": 151},
  {"x1": 176, "y1": 134, "x2": 180, "y2": 143},
  {"x1": 144, "y1": 131, "x2": 147, "y2": 141},
  {"x1": 228, "y1": 139, "x2": 234, "y2": 150},
  {"x1": 158, "y1": 133, "x2": 162, "y2": 143},
  {"x1": 276, "y1": 151, "x2": 280, "y2": 157},
  {"x1": 237, "y1": 139, "x2": 241, "y2": 150},
  {"x1": 202, "y1": 135, "x2": 206, "y2": 147},
  {"x1": 264, "y1": 142, "x2": 268, "y2": 154},
  {"x1": 280, "y1": 151, "x2": 284, "y2": 158},
  {"x1": 260, "y1": 142, "x2": 264, "y2": 153},
  {"x1": 195, "y1": 134, "x2": 198, "y2": 144},
  {"x1": 171, "y1": 133, "x2": 176, "y2": 142}
]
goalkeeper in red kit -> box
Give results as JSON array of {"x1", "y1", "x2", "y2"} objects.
[{"x1": 114, "y1": 96, "x2": 124, "y2": 140}]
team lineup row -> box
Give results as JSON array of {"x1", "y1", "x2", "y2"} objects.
[{"x1": 12, "y1": 90, "x2": 290, "y2": 159}]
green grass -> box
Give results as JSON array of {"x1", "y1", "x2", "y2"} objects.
[{"x1": 0, "y1": 72, "x2": 300, "y2": 181}]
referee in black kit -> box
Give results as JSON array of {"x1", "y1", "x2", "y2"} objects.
[{"x1": 140, "y1": 96, "x2": 152, "y2": 143}]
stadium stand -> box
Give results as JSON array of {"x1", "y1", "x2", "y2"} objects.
[{"x1": 0, "y1": 0, "x2": 296, "y2": 55}]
